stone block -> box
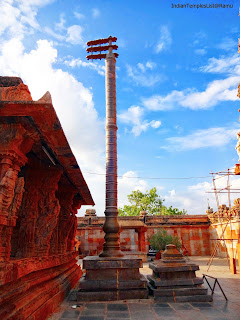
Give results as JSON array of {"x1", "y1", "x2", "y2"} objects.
[
  {"x1": 150, "y1": 262, "x2": 199, "y2": 273},
  {"x1": 147, "y1": 275, "x2": 203, "y2": 287},
  {"x1": 149, "y1": 285, "x2": 208, "y2": 297},
  {"x1": 77, "y1": 288, "x2": 148, "y2": 302},
  {"x1": 80, "y1": 276, "x2": 147, "y2": 290},
  {"x1": 83, "y1": 256, "x2": 142, "y2": 269},
  {"x1": 78, "y1": 256, "x2": 148, "y2": 301}
]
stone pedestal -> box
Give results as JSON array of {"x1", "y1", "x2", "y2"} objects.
[
  {"x1": 77, "y1": 256, "x2": 148, "y2": 301},
  {"x1": 148, "y1": 244, "x2": 212, "y2": 302}
]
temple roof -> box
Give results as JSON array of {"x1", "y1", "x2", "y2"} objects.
[{"x1": 0, "y1": 78, "x2": 94, "y2": 206}]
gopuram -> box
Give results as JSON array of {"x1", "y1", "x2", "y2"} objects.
[
  {"x1": 77, "y1": 37, "x2": 148, "y2": 301},
  {"x1": 0, "y1": 77, "x2": 94, "y2": 320}
]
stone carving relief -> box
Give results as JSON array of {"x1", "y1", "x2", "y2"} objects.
[
  {"x1": 0, "y1": 168, "x2": 18, "y2": 215},
  {"x1": 9, "y1": 177, "x2": 25, "y2": 218},
  {"x1": 0, "y1": 83, "x2": 32, "y2": 101},
  {"x1": 35, "y1": 188, "x2": 61, "y2": 255}
]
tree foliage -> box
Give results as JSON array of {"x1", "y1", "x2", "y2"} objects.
[
  {"x1": 118, "y1": 188, "x2": 187, "y2": 216},
  {"x1": 148, "y1": 230, "x2": 182, "y2": 252},
  {"x1": 119, "y1": 188, "x2": 163, "y2": 216}
]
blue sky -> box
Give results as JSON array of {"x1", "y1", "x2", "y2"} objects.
[{"x1": 1, "y1": 0, "x2": 240, "y2": 215}]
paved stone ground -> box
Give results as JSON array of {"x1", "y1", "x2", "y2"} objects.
[{"x1": 48, "y1": 256, "x2": 240, "y2": 320}]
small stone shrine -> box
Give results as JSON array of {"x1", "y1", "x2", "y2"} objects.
[{"x1": 148, "y1": 244, "x2": 212, "y2": 302}]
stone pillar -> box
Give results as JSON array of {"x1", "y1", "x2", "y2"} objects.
[
  {"x1": 0, "y1": 124, "x2": 34, "y2": 261},
  {"x1": 99, "y1": 42, "x2": 123, "y2": 258},
  {"x1": 138, "y1": 227, "x2": 147, "y2": 253},
  {"x1": 78, "y1": 36, "x2": 148, "y2": 302}
]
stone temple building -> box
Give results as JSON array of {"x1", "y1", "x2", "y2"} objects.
[
  {"x1": 0, "y1": 77, "x2": 94, "y2": 320},
  {"x1": 1, "y1": 76, "x2": 240, "y2": 319}
]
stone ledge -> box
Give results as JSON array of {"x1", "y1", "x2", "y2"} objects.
[
  {"x1": 80, "y1": 275, "x2": 147, "y2": 290},
  {"x1": 147, "y1": 275, "x2": 203, "y2": 287},
  {"x1": 0, "y1": 252, "x2": 78, "y2": 285},
  {"x1": 149, "y1": 262, "x2": 199, "y2": 273},
  {"x1": 0, "y1": 261, "x2": 81, "y2": 320},
  {"x1": 77, "y1": 288, "x2": 148, "y2": 302},
  {"x1": 83, "y1": 256, "x2": 142, "y2": 269}
]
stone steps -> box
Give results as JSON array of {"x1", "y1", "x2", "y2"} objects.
[
  {"x1": 148, "y1": 282, "x2": 208, "y2": 297},
  {"x1": 147, "y1": 275, "x2": 204, "y2": 287}
]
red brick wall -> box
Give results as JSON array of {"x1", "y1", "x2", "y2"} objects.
[{"x1": 77, "y1": 215, "x2": 211, "y2": 257}]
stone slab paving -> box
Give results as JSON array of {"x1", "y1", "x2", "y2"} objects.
[{"x1": 48, "y1": 257, "x2": 240, "y2": 320}]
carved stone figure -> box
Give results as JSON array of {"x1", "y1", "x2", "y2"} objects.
[
  {"x1": 9, "y1": 177, "x2": 25, "y2": 217},
  {"x1": 0, "y1": 168, "x2": 18, "y2": 214}
]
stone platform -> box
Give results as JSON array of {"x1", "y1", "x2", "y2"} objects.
[
  {"x1": 148, "y1": 244, "x2": 212, "y2": 302},
  {"x1": 77, "y1": 256, "x2": 148, "y2": 301}
]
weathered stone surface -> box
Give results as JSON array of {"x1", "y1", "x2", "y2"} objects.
[
  {"x1": 0, "y1": 253, "x2": 82, "y2": 320},
  {"x1": 77, "y1": 288, "x2": 148, "y2": 302},
  {"x1": 76, "y1": 215, "x2": 211, "y2": 259},
  {"x1": 150, "y1": 262, "x2": 199, "y2": 273},
  {"x1": 86, "y1": 268, "x2": 141, "y2": 281},
  {"x1": 148, "y1": 245, "x2": 212, "y2": 303},
  {"x1": 147, "y1": 275, "x2": 204, "y2": 287},
  {"x1": 78, "y1": 256, "x2": 148, "y2": 302},
  {"x1": 83, "y1": 256, "x2": 143, "y2": 269},
  {"x1": 0, "y1": 78, "x2": 93, "y2": 320},
  {"x1": 80, "y1": 276, "x2": 146, "y2": 290},
  {"x1": 0, "y1": 76, "x2": 23, "y2": 87}
]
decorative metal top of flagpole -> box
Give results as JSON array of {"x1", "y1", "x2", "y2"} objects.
[
  {"x1": 86, "y1": 36, "x2": 123, "y2": 257},
  {"x1": 86, "y1": 36, "x2": 119, "y2": 60}
]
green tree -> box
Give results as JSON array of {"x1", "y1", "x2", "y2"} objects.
[
  {"x1": 119, "y1": 188, "x2": 163, "y2": 216},
  {"x1": 148, "y1": 230, "x2": 182, "y2": 252},
  {"x1": 119, "y1": 188, "x2": 186, "y2": 216},
  {"x1": 161, "y1": 205, "x2": 187, "y2": 216}
]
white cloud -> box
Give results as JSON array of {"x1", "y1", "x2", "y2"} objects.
[
  {"x1": 65, "y1": 57, "x2": 105, "y2": 76},
  {"x1": 55, "y1": 13, "x2": 66, "y2": 31},
  {"x1": 218, "y1": 37, "x2": 236, "y2": 51},
  {"x1": 142, "y1": 91, "x2": 186, "y2": 111},
  {"x1": 0, "y1": 37, "x2": 106, "y2": 214},
  {"x1": 92, "y1": 8, "x2": 100, "y2": 18},
  {"x1": 74, "y1": 11, "x2": 85, "y2": 20},
  {"x1": 44, "y1": 26, "x2": 65, "y2": 41},
  {"x1": 163, "y1": 183, "x2": 211, "y2": 215},
  {"x1": 155, "y1": 26, "x2": 172, "y2": 53},
  {"x1": 195, "y1": 48, "x2": 207, "y2": 55},
  {"x1": 150, "y1": 120, "x2": 161, "y2": 129},
  {"x1": 164, "y1": 174, "x2": 240, "y2": 215},
  {"x1": 200, "y1": 53, "x2": 240, "y2": 75},
  {"x1": 163, "y1": 125, "x2": 239, "y2": 151},
  {"x1": 118, "y1": 171, "x2": 149, "y2": 209},
  {"x1": 118, "y1": 106, "x2": 161, "y2": 136},
  {"x1": 0, "y1": 0, "x2": 53, "y2": 38},
  {"x1": 142, "y1": 76, "x2": 239, "y2": 111},
  {"x1": 126, "y1": 62, "x2": 161, "y2": 87},
  {"x1": 66, "y1": 25, "x2": 84, "y2": 45}
]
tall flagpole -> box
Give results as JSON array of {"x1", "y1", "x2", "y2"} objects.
[{"x1": 86, "y1": 36, "x2": 123, "y2": 257}]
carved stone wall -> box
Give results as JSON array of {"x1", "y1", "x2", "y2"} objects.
[
  {"x1": 0, "y1": 77, "x2": 93, "y2": 320},
  {"x1": 0, "y1": 123, "x2": 36, "y2": 261}
]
